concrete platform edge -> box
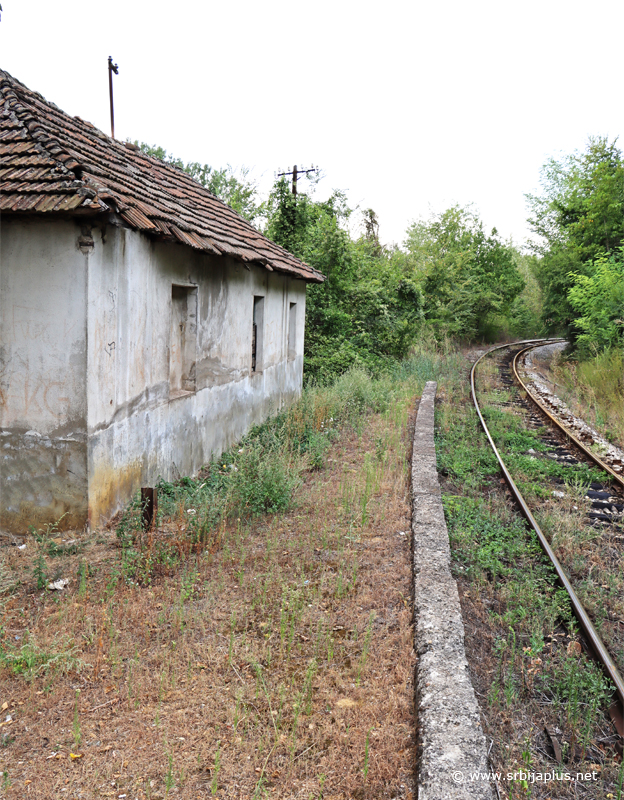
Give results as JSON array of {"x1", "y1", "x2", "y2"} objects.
[{"x1": 412, "y1": 381, "x2": 494, "y2": 800}]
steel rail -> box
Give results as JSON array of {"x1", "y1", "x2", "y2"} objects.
[
  {"x1": 470, "y1": 340, "x2": 624, "y2": 732},
  {"x1": 512, "y1": 344, "x2": 624, "y2": 491}
]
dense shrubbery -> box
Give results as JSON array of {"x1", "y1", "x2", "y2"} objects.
[
  {"x1": 266, "y1": 182, "x2": 531, "y2": 379},
  {"x1": 137, "y1": 141, "x2": 537, "y2": 378},
  {"x1": 526, "y1": 136, "x2": 624, "y2": 352},
  {"x1": 567, "y1": 247, "x2": 624, "y2": 357},
  {"x1": 403, "y1": 205, "x2": 532, "y2": 342}
]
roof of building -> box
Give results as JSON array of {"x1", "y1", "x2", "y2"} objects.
[{"x1": 0, "y1": 69, "x2": 324, "y2": 283}]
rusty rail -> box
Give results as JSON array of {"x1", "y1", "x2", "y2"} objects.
[
  {"x1": 513, "y1": 344, "x2": 624, "y2": 491},
  {"x1": 470, "y1": 339, "x2": 624, "y2": 734}
]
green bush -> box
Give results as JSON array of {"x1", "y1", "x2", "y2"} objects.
[
  {"x1": 568, "y1": 248, "x2": 624, "y2": 356},
  {"x1": 228, "y1": 448, "x2": 299, "y2": 515}
]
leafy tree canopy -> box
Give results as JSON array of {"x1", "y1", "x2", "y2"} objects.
[
  {"x1": 526, "y1": 137, "x2": 624, "y2": 336},
  {"x1": 404, "y1": 205, "x2": 525, "y2": 340},
  {"x1": 567, "y1": 247, "x2": 624, "y2": 357}
]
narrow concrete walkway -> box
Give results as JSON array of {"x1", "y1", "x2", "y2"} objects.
[{"x1": 412, "y1": 381, "x2": 494, "y2": 800}]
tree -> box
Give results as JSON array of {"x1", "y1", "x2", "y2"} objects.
[
  {"x1": 404, "y1": 206, "x2": 524, "y2": 340},
  {"x1": 262, "y1": 177, "x2": 316, "y2": 259},
  {"x1": 526, "y1": 137, "x2": 624, "y2": 336},
  {"x1": 134, "y1": 142, "x2": 261, "y2": 223},
  {"x1": 567, "y1": 247, "x2": 624, "y2": 356},
  {"x1": 361, "y1": 208, "x2": 382, "y2": 257},
  {"x1": 263, "y1": 178, "x2": 424, "y2": 379}
]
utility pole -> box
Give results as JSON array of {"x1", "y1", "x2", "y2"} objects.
[
  {"x1": 276, "y1": 164, "x2": 318, "y2": 198},
  {"x1": 108, "y1": 56, "x2": 119, "y2": 139}
]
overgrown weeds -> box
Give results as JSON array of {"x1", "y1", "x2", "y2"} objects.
[
  {"x1": 437, "y1": 350, "x2": 622, "y2": 798},
  {"x1": 0, "y1": 346, "x2": 457, "y2": 798},
  {"x1": 0, "y1": 632, "x2": 83, "y2": 681},
  {"x1": 114, "y1": 354, "x2": 459, "y2": 585}
]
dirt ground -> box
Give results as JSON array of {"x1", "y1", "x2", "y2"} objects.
[{"x1": 0, "y1": 405, "x2": 417, "y2": 799}]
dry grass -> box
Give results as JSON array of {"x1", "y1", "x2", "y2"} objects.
[
  {"x1": 548, "y1": 348, "x2": 624, "y2": 449},
  {"x1": 536, "y1": 504, "x2": 624, "y2": 677},
  {"x1": 0, "y1": 403, "x2": 416, "y2": 799}
]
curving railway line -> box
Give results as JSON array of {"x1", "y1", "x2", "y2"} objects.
[{"x1": 471, "y1": 339, "x2": 624, "y2": 738}]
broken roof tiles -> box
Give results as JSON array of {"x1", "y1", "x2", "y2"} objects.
[{"x1": 0, "y1": 69, "x2": 324, "y2": 284}]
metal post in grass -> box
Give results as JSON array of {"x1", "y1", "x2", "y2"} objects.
[{"x1": 141, "y1": 487, "x2": 157, "y2": 531}]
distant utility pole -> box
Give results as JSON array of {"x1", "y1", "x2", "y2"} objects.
[
  {"x1": 108, "y1": 56, "x2": 119, "y2": 139},
  {"x1": 276, "y1": 164, "x2": 318, "y2": 198}
]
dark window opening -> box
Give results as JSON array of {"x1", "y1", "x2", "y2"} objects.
[
  {"x1": 252, "y1": 295, "x2": 264, "y2": 373},
  {"x1": 170, "y1": 284, "x2": 197, "y2": 398},
  {"x1": 288, "y1": 302, "x2": 297, "y2": 361},
  {"x1": 251, "y1": 322, "x2": 257, "y2": 371}
]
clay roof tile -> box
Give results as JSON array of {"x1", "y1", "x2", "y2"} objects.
[{"x1": 0, "y1": 69, "x2": 324, "y2": 284}]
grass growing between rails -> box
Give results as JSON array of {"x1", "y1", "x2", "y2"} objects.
[
  {"x1": 476, "y1": 357, "x2": 624, "y2": 680},
  {"x1": 0, "y1": 351, "x2": 456, "y2": 800},
  {"x1": 436, "y1": 358, "x2": 623, "y2": 800}
]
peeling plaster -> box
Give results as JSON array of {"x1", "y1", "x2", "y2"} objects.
[{"x1": 1, "y1": 217, "x2": 309, "y2": 533}]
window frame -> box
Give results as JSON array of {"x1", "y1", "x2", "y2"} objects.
[{"x1": 169, "y1": 283, "x2": 198, "y2": 399}]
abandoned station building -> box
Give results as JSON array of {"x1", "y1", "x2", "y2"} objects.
[{"x1": 0, "y1": 69, "x2": 324, "y2": 533}]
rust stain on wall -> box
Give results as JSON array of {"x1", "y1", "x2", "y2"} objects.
[{"x1": 88, "y1": 460, "x2": 143, "y2": 529}]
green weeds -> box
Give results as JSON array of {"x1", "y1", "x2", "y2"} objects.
[
  {"x1": 435, "y1": 406, "x2": 499, "y2": 489},
  {"x1": 72, "y1": 689, "x2": 81, "y2": 750},
  {"x1": 115, "y1": 354, "x2": 448, "y2": 583},
  {"x1": 0, "y1": 633, "x2": 82, "y2": 680},
  {"x1": 211, "y1": 740, "x2": 221, "y2": 795},
  {"x1": 32, "y1": 551, "x2": 48, "y2": 590},
  {"x1": 438, "y1": 358, "x2": 619, "y2": 787},
  {"x1": 539, "y1": 654, "x2": 610, "y2": 740}
]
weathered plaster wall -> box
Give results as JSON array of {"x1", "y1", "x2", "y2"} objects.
[
  {"x1": 0, "y1": 218, "x2": 88, "y2": 532},
  {"x1": 1, "y1": 217, "x2": 307, "y2": 533},
  {"x1": 87, "y1": 224, "x2": 307, "y2": 526}
]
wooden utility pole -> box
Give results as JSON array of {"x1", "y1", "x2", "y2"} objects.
[
  {"x1": 108, "y1": 56, "x2": 119, "y2": 139},
  {"x1": 276, "y1": 164, "x2": 318, "y2": 198}
]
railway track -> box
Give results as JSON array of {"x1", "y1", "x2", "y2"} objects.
[{"x1": 471, "y1": 339, "x2": 624, "y2": 738}]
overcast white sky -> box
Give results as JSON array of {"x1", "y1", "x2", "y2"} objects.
[{"x1": 2, "y1": 0, "x2": 622, "y2": 247}]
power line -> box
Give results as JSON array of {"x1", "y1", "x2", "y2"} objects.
[{"x1": 276, "y1": 164, "x2": 318, "y2": 198}]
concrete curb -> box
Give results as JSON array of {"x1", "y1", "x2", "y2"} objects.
[{"x1": 412, "y1": 381, "x2": 494, "y2": 800}]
